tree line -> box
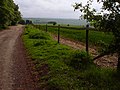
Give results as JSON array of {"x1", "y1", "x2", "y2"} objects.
[{"x1": 0, "y1": 0, "x2": 21, "y2": 29}]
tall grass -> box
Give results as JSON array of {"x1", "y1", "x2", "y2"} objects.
[
  {"x1": 23, "y1": 25, "x2": 120, "y2": 90},
  {"x1": 38, "y1": 25, "x2": 114, "y2": 47}
]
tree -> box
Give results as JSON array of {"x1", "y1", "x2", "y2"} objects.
[
  {"x1": 11, "y1": 4, "x2": 21, "y2": 25},
  {"x1": 48, "y1": 21, "x2": 57, "y2": 25},
  {"x1": 0, "y1": 0, "x2": 21, "y2": 29},
  {"x1": 18, "y1": 19, "x2": 26, "y2": 25},
  {"x1": 74, "y1": 0, "x2": 120, "y2": 73},
  {"x1": 26, "y1": 20, "x2": 33, "y2": 25}
]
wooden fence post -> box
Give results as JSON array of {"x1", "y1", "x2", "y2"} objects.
[
  {"x1": 39, "y1": 25, "x2": 40, "y2": 30},
  {"x1": 46, "y1": 24, "x2": 48, "y2": 32},
  {"x1": 86, "y1": 24, "x2": 89, "y2": 54},
  {"x1": 58, "y1": 25, "x2": 60, "y2": 43}
]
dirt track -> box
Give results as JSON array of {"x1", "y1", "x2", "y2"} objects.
[{"x1": 0, "y1": 26, "x2": 37, "y2": 90}]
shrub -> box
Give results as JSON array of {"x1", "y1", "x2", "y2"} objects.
[
  {"x1": 33, "y1": 40, "x2": 48, "y2": 46},
  {"x1": 18, "y1": 19, "x2": 26, "y2": 25},
  {"x1": 48, "y1": 21, "x2": 57, "y2": 25},
  {"x1": 26, "y1": 20, "x2": 33, "y2": 24},
  {"x1": 69, "y1": 50, "x2": 93, "y2": 70},
  {"x1": 29, "y1": 31, "x2": 51, "y2": 40}
]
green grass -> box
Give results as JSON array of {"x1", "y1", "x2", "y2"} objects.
[
  {"x1": 38, "y1": 25, "x2": 114, "y2": 47},
  {"x1": 23, "y1": 25, "x2": 120, "y2": 90},
  {"x1": 0, "y1": 25, "x2": 7, "y2": 30}
]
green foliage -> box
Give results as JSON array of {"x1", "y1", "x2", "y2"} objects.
[
  {"x1": 26, "y1": 20, "x2": 33, "y2": 24},
  {"x1": 25, "y1": 26, "x2": 51, "y2": 40},
  {"x1": 23, "y1": 25, "x2": 120, "y2": 89},
  {"x1": 18, "y1": 19, "x2": 26, "y2": 25},
  {"x1": 68, "y1": 50, "x2": 93, "y2": 70},
  {"x1": 73, "y1": 0, "x2": 120, "y2": 72},
  {"x1": 39, "y1": 25, "x2": 113, "y2": 47},
  {"x1": 29, "y1": 31, "x2": 51, "y2": 40},
  {"x1": 48, "y1": 21, "x2": 57, "y2": 25},
  {"x1": 0, "y1": 0, "x2": 21, "y2": 29}
]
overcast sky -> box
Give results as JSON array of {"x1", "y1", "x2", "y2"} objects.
[{"x1": 13, "y1": 0, "x2": 102, "y2": 19}]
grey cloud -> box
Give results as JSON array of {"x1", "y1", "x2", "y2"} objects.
[{"x1": 13, "y1": 0, "x2": 101, "y2": 19}]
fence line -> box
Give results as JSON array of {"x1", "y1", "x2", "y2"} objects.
[
  {"x1": 58, "y1": 25, "x2": 60, "y2": 43},
  {"x1": 47, "y1": 25, "x2": 95, "y2": 31},
  {"x1": 33, "y1": 24, "x2": 91, "y2": 54}
]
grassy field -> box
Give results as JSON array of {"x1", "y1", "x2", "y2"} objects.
[
  {"x1": 23, "y1": 25, "x2": 120, "y2": 90},
  {"x1": 37, "y1": 25, "x2": 114, "y2": 47}
]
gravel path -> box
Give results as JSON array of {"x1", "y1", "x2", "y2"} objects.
[{"x1": 0, "y1": 26, "x2": 37, "y2": 90}]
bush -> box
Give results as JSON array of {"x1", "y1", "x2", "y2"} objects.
[
  {"x1": 48, "y1": 21, "x2": 57, "y2": 25},
  {"x1": 33, "y1": 40, "x2": 48, "y2": 46},
  {"x1": 0, "y1": 26, "x2": 3, "y2": 30},
  {"x1": 29, "y1": 31, "x2": 51, "y2": 40},
  {"x1": 69, "y1": 50, "x2": 93, "y2": 70},
  {"x1": 18, "y1": 20, "x2": 26, "y2": 25},
  {"x1": 26, "y1": 20, "x2": 33, "y2": 24},
  {"x1": 0, "y1": 24, "x2": 7, "y2": 29}
]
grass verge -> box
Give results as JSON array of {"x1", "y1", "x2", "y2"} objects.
[{"x1": 23, "y1": 25, "x2": 120, "y2": 90}]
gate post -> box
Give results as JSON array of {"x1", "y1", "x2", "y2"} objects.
[
  {"x1": 58, "y1": 25, "x2": 60, "y2": 43},
  {"x1": 86, "y1": 24, "x2": 89, "y2": 54},
  {"x1": 46, "y1": 24, "x2": 48, "y2": 32},
  {"x1": 39, "y1": 25, "x2": 40, "y2": 30}
]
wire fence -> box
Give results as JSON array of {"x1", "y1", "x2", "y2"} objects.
[{"x1": 33, "y1": 24, "x2": 96, "y2": 54}]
